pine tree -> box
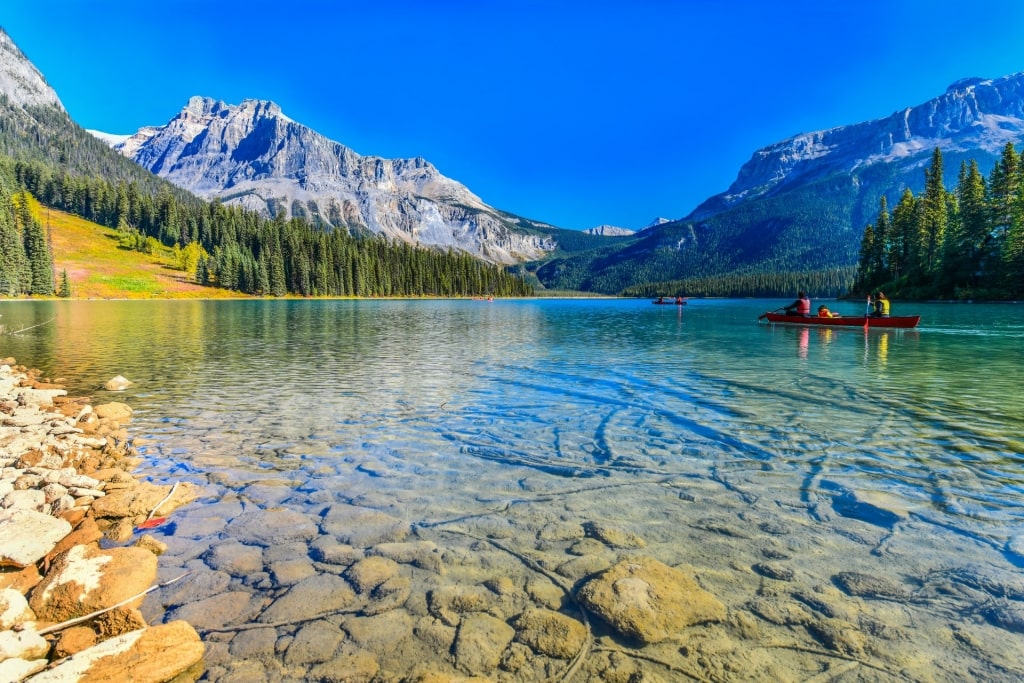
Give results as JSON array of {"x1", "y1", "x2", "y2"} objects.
[
  {"x1": 58, "y1": 269, "x2": 71, "y2": 298},
  {"x1": 919, "y1": 147, "x2": 948, "y2": 280}
]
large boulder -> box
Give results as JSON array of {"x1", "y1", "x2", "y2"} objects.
[
  {"x1": 88, "y1": 481, "x2": 200, "y2": 523},
  {"x1": 29, "y1": 544, "x2": 158, "y2": 623},
  {"x1": 0, "y1": 509, "x2": 71, "y2": 568},
  {"x1": 25, "y1": 620, "x2": 204, "y2": 683},
  {"x1": 576, "y1": 557, "x2": 725, "y2": 644}
]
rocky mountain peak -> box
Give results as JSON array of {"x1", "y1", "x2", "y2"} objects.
[
  {"x1": 0, "y1": 28, "x2": 64, "y2": 111},
  {"x1": 97, "y1": 97, "x2": 555, "y2": 264},
  {"x1": 690, "y1": 71, "x2": 1024, "y2": 220}
]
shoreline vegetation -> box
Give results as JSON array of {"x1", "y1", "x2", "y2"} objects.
[{"x1": 0, "y1": 359, "x2": 203, "y2": 682}]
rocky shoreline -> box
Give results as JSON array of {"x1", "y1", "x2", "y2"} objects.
[{"x1": 0, "y1": 358, "x2": 204, "y2": 682}]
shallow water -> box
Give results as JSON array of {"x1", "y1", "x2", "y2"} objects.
[{"x1": 2, "y1": 298, "x2": 1024, "y2": 681}]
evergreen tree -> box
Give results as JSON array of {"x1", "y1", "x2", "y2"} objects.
[
  {"x1": 58, "y1": 269, "x2": 71, "y2": 298},
  {"x1": 919, "y1": 147, "x2": 948, "y2": 280}
]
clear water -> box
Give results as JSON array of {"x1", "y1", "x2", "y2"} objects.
[{"x1": 2, "y1": 298, "x2": 1023, "y2": 681}]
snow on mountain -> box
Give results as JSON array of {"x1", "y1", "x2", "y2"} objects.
[
  {"x1": 0, "y1": 28, "x2": 64, "y2": 110},
  {"x1": 691, "y1": 72, "x2": 1024, "y2": 219},
  {"x1": 94, "y1": 96, "x2": 554, "y2": 264},
  {"x1": 85, "y1": 130, "x2": 131, "y2": 147}
]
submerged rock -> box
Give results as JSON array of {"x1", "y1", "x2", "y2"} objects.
[
  {"x1": 512, "y1": 607, "x2": 588, "y2": 659},
  {"x1": 577, "y1": 557, "x2": 725, "y2": 644}
]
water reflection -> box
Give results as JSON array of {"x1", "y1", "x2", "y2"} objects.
[{"x1": 2, "y1": 299, "x2": 1024, "y2": 681}]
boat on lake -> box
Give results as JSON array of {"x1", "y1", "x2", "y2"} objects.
[
  {"x1": 761, "y1": 312, "x2": 920, "y2": 328},
  {"x1": 653, "y1": 297, "x2": 687, "y2": 305}
]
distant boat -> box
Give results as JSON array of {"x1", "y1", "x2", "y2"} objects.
[
  {"x1": 760, "y1": 312, "x2": 920, "y2": 329},
  {"x1": 652, "y1": 297, "x2": 687, "y2": 305}
]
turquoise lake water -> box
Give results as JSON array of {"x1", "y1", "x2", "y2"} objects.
[{"x1": 2, "y1": 298, "x2": 1023, "y2": 681}]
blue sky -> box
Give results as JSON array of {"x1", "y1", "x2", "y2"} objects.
[{"x1": 4, "y1": 1, "x2": 1024, "y2": 231}]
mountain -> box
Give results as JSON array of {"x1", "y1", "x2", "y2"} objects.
[
  {"x1": 97, "y1": 97, "x2": 556, "y2": 265},
  {"x1": 531, "y1": 72, "x2": 1024, "y2": 294},
  {"x1": 583, "y1": 225, "x2": 635, "y2": 236},
  {"x1": 0, "y1": 28, "x2": 197, "y2": 202},
  {"x1": 0, "y1": 29, "x2": 63, "y2": 110}
]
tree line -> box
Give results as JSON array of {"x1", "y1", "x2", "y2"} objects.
[
  {"x1": 0, "y1": 156, "x2": 533, "y2": 298},
  {"x1": 620, "y1": 266, "x2": 857, "y2": 299},
  {"x1": 855, "y1": 143, "x2": 1024, "y2": 300}
]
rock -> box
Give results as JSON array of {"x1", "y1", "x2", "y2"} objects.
[
  {"x1": 308, "y1": 647, "x2": 380, "y2": 683},
  {"x1": 101, "y1": 376, "x2": 133, "y2": 392},
  {"x1": 577, "y1": 557, "x2": 726, "y2": 644},
  {"x1": 583, "y1": 521, "x2": 647, "y2": 549},
  {"x1": 284, "y1": 619, "x2": 344, "y2": 666},
  {"x1": 362, "y1": 575, "x2": 411, "y2": 616},
  {"x1": 320, "y1": 504, "x2": 409, "y2": 547},
  {"x1": 26, "y1": 620, "x2": 204, "y2": 683},
  {"x1": 29, "y1": 544, "x2": 157, "y2": 622},
  {"x1": 134, "y1": 534, "x2": 168, "y2": 556},
  {"x1": 453, "y1": 613, "x2": 516, "y2": 675},
  {"x1": 257, "y1": 573, "x2": 356, "y2": 624},
  {"x1": 0, "y1": 656, "x2": 47, "y2": 681},
  {"x1": 269, "y1": 557, "x2": 316, "y2": 586},
  {"x1": 752, "y1": 562, "x2": 795, "y2": 581},
  {"x1": 0, "y1": 508, "x2": 72, "y2": 568},
  {"x1": 310, "y1": 536, "x2": 364, "y2": 566},
  {"x1": 203, "y1": 540, "x2": 265, "y2": 577},
  {"x1": 88, "y1": 481, "x2": 200, "y2": 523},
  {"x1": 0, "y1": 564, "x2": 41, "y2": 594},
  {"x1": 984, "y1": 601, "x2": 1024, "y2": 633},
  {"x1": 165, "y1": 591, "x2": 255, "y2": 632},
  {"x1": 2, "y1": 488, "x2": 46, "y2": 512},
  {"x1": 228, "y1": 626, "x2": 278, "y2": 661},
  {"x1": 229, "y1": 507, "x2": 320, "y2": 547},
  {"x1": 345, "y1": 556, "x2": 400, "y2": 594},
  {"x1": 832, "y1": 571, "x2": 909, "y2": 600},
  {"x1": 52, "y1": 625, "x2": 98, "y2": 658},
  {"x1": 0, "y1": 588, "x2": 34, "y2": 629},
  {"x1": 368, "y1": 540, "x2": 441, "y2": 572},
  {"x1": 428, "y1": 585, "x2": 495, "y2": 627},
  {"x1": 512, "y1": 607, "x2": 588, "y2": 659},
  {"x1": 0, "y1": 626, "x2": 49, "y2": 661},
  {"x1": 95, "y1": 606, "x2": 148, "y2": 638}
]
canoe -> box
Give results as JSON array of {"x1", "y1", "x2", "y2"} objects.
[
  {"x1": 762, "y1": 312, "x2": 920, "y2": 329},
  {"x1": 652, "y1": 300, "x2": 687, "y2": 305}
]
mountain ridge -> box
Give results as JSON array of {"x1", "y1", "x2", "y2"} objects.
[{"x1": 96, "y1": 95, "x2": 558, "y2": 265}]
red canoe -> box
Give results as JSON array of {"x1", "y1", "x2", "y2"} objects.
[{"x1": 762, "y1": 312, "x2": 920, "y2": 329}]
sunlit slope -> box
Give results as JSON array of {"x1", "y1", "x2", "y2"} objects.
[{"x1": 37, "y1": 203, "x2": 241, "y2": 299}]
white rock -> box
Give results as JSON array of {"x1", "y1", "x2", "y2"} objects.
[
  {"x1": 103, "y1": 375, "x2": 133, "y2": 391},
  {"x1": 0, "y1": 627, "x2": 49, "y2": 661},
  {"x1": 0, "y1": 657, "x2": 47, "y2": 680},
  {"x1": 0, "y1": 509, "x2": 72, "y2": 568},
  {"x1": 0, "y1": 589, "x2": 34, "y2": 630},
  {"x1": 1, "y1": 489, "x2": 46, "y2": 512}
]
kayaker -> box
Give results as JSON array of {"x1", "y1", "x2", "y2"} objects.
[
  {"x1": 870, "y1": 292, "x2": 890, "y2": 317},
  {"x1": 784, "y1": 291, "x2": 811, "y2": 316}
]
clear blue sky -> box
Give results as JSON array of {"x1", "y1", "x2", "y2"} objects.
[{"x1": 4, "y1": 1, "x2": 1024, "y2": 231}]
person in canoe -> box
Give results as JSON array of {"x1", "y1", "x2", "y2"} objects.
[
  {"x1": 784, "y1": 291, "x2": 811, "y2": 316},
  {"x1": 675, "y1": 296, "x2": 684, "y2": 305},
  {"x1": 817, "y1": 304, "x2": 838, "y2": 318},
  {"x1": 870, "y1": 291, "x2": 890, "y2": 317}
]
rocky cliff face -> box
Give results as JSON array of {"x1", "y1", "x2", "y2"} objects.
[
  {"x1": 691, "y1": 73, "x2": 1024, "y2": 219},
  {"x1": 102, "y1": 97, "x2": 554, "y2": 264},
  {"x1": 0, "y1": 29, "x2": 64, "y2": 110}
]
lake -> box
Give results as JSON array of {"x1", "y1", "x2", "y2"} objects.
[{"x1": 2, "y1": 298, "x2": 1023, "y2": 681}]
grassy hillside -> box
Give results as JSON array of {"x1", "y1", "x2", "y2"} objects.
[{"x1": 34, "y1": 199, "x2": 242, "y2": 299}]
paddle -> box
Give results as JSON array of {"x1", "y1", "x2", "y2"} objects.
[
  {"x1": 758, "y1": 307, "x2": 786, "y2": 321},
  {"x1": 864, "y1": 294, "x2": 871, "y2": 331}
]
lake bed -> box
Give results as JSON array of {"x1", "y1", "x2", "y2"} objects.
[{"x1": 2, "y1": 298, "x2": 1023, "y2": 681}]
